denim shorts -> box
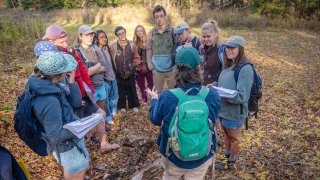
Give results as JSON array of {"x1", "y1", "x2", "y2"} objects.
[
  {"x1": 53, "y1": 139, "x2": 89, "y2": 174},
  {"x1": 95, "y1": 84, "x2": 107, "y2": 101},
  {"x1": 220, "y1": 117, "x2": 245, "y2": 129}
]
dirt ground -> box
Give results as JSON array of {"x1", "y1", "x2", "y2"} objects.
[{"x1": 0, "y1": 28, "x2": 319, "y2": 179}]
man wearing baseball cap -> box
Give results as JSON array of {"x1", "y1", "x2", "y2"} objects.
[
  {"x1": 174, "y1": 22, "x2": 201, "y2": 53},
  {"x1": 147, "y1": 47, "x2": 221, "y2": 179},
  {"x1": 42, "y1": 24, "x2": 68, "y2": 49}
]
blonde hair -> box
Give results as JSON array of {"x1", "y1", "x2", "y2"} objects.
[
  {"x1": 133, "y1": 25, "x2": 147, "y2": 49},
  {"x1": 201, "y1": 20, "x2": 221, "y2": 45}
]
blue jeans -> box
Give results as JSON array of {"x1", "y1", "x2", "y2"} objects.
[{"x1": 104, "y1": 80, "x2": 119, "y2": 121}]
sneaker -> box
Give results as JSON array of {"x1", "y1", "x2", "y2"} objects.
[
  {"x1": 107, "y1": 121, "x2": 114, "y2": 125},
  {"x1": 132, "y1": 107, "x2": 139, "y2": 112},
  {"x1": 120, "y1": 108, "x2": 126, "y2": 113}
]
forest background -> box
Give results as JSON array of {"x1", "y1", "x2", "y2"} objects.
[{"x1": 0, "y1": 0, "x2": 319, "y2": 179}]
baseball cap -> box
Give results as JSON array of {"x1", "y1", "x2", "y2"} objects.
[
  {"x1": 174, "y1": 22, "x2": 190, "y2": 35},
  {"x1": 175, "y1": 47, "x2": 201, "y2": 69},
  {"x1": 221, "y1": 35, "x2": 245, "y2": 48},
  {"x1": 34, "y1": 41, "x2": 58, "y2": 57},
  {"x1": 37, "y1": 51, "x2": 77, "y2": 75},
  {"x1": 78, "y1": 25, "x2": 94, "y2": 35},
  {"x1": 42, "y1": 25, "x2": 67, "y2": 40}
]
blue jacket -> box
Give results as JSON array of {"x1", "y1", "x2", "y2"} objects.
[
  {"x1": 28, "y1": 77, "x2": 82, "y2": 153},
  {"x1": 149, "y1": 83, "x2": 221, "y2": 169},
  {"x1": 25, "y1": 74, "x2": 82, "y2": 109}
]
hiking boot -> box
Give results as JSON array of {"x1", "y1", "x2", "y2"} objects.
[{"x1": 215, "y1": 160, "x2": 235, "y2": 170}]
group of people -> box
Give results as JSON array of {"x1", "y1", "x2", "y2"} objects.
[
  {"x1": 1, "y1": 4, "x2": 255, "y2": 180},
  {"x1": 146, "y1": 5, "x2": 254, "y2": 180}
]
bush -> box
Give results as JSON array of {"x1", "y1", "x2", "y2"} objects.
[{"x1": 0, "y1": 10, "x2": 46, "y2": 65}]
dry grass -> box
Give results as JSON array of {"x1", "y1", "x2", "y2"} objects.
[{"x1": 1, "y1": 5, "x2": 319, "y2": 70}]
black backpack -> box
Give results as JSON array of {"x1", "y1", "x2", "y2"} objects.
[
  {"x1": 234, "y1": 62, "x2": 262, "y2": 129},
  {"x1": 13, "y1": 90, "x2": 59, "y2": 156}
]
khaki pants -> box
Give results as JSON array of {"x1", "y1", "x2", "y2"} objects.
[
  {"x1": 162, "y1": 156, "x2": 215, "y2": 180},
  {"x1": 153, "y1": 69, "x2": 176, "y2": 93}
]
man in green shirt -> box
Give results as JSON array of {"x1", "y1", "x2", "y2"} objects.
[{"x1": 146, "y1": 5, "x2": 176, "y2": 93}]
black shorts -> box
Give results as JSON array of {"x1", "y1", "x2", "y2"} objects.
[{"x1": 74, "y1": 96, "x2": 99, "y2": 118}]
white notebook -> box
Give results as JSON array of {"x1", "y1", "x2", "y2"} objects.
[
  {"x1": 211, "y1": 86, "x2": 237, "y2": 98},
  {"x1": 63, "y1": 113, "x2": 103, "y2": 138}
]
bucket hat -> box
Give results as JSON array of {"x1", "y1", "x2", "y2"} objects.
[{"x1": 37, "y1": 51, "x2": 77, "y2": 75}]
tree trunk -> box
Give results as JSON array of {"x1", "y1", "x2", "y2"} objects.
[
  {"x1": 10, "y1": 0, "x2": 16, "y2": 8},
  {"x1": 220, "y1": 0, "x2": 223, "y2": 10},
  {"x1": 209, "y1": 0, "x2": 216, "y2": 10}
]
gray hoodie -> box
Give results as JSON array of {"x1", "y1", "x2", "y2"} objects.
[{"x1": 218, "y1": 64, "x2": 254, "y2": 121}]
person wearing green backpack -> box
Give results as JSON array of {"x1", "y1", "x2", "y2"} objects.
[{"x1": 147, "y1": 47, "x2": 221, "y2": 179}]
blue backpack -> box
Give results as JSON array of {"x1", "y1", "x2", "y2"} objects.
[
  {"x1": 0, "y1": 146, "x2": 28, "y2": 180},
  {"x1": 13, "y1": 90, "x2": 50, "y2": 156},
  {"x1": 234, "y1": 62, "x2": 262, "y2": 118}
]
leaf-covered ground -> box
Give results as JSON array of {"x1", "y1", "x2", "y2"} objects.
[{"x1": 0, "y1": 29, "x2": 319, "y2": 180}]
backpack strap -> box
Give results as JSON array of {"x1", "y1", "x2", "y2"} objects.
[
  {"x1": 234, "y1": 62, "x2": 252, "y2": 84},
  {"x1": 217, "y1": 45, "x2": 225, "y2": 66},
  {"x1": 169, "y1": 88, "x2": 186, "y2": 104},
  {"x1": 73, "y1": 46, "x2": 88, "y2": 66},
  {"x1": 198, "y1": 86, "x2": 209, "y2": 100},
  {"x1": 170, "y1": 86, "x2": 209, "y2": 102}
]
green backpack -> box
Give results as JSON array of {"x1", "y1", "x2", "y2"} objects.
[{"x1": 167, "y1": 86, "x2": 213, "y2": 161}]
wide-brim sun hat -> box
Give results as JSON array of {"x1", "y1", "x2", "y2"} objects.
[
  {"x1": 175, "y1": 47, "x2": 201, "y2": 69},
  {"x1": 221, "y1": 35, "x2": 245, "y2": 48},
  {"x1": 37, "y1": 51, "x2": 77, "y2": 75}
]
